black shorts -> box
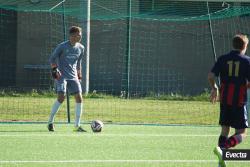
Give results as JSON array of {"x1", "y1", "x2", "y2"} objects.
[{"x1": 220, "y1": 104, "x2": 249, "y2": 129}]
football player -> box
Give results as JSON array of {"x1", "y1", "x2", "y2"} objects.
[
  {"x1": 208, "y1": 34, "x2": 250, "y2": 167},
  {"x1": 48, "y1": 26, "x2": 86, "y2": 132}
]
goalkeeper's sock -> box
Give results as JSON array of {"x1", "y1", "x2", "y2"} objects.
[
  {"x1": 48, "y1": 100, "x2": 61, "y2": 124},
  {"x1": 75, "y1": 103, "x2": 83, "y2": 127},
  {"x1": 225, "y1": 134, "x2": 242, "y2": 149}
]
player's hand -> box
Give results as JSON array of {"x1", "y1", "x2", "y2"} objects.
[
  {"x1": 51, "y1": 67, "x2": 61, "y2": 80},
  {"x1": 210, "y1": 88, "x2": 218, "y2": 104},
  {"x1": 78, "y1": 74, "x2": 82, "y2": 80},
  {"x1": 247, "y1": 82, "x2": 250, "y2": 88},
  {"x1": 77, "y1": 71, "x2": 82, "y2": 80}
]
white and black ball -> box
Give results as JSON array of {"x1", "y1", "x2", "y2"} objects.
[{"x1": 91, "y1": 120, "x2": 104, "y2": 132}]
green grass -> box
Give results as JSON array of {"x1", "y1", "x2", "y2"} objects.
[
  {"x1": 0, "y1": 124, "x2": 249, "y2": 167},
  {"x1": 0, "y1": 89, "x2": 210, "y2": 101},
  {"x1": 0, "y1": 96, "x2": 218, "y2": 125}
]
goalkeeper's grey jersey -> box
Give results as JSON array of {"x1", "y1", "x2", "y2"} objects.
[{"x1": 49, "y1": 41, "x2": 84, "y2": 79}]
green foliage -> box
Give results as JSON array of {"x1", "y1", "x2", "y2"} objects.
[
  {"x1": 143, "y1": 90, "x2": 210, "y2": 101},
  {"x1": 84, "y1": 90, "x2": 117, "y2": 99},
  {"x1": 0, "y1": 89, "x2": 210, "y2": 101},
  {"x1": 0, "y1": 89, "x2": 55, "y2": 98}
]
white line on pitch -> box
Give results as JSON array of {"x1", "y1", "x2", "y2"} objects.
[
  {"x1": 0, "y1": 160, "x2": 218, "y2": 163},
  {"x1": 0, "y1": 160, "x2": 249, "y2": 164},
  {"x1": 0, "y1": 134, "x2": 218, "y2": 137}
]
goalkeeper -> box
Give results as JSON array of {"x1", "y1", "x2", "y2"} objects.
[
  {"x1": 48, "y1": 26, "x2": 86, "y2": 132},
  {"x1": 208, "y1": 34, "x2": 250, "y2": 167}
]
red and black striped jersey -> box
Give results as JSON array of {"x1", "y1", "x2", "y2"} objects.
[{"x1": 211, "y1": 50, "x2": 250, "y2": 107}]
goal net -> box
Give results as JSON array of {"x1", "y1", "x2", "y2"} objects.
[{"x1": 0, "y1": 0, "x2": 250, "y2": 125}]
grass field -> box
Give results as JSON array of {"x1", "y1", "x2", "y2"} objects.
[
  {"x1": 0, "y1": 124, "x2": 249, "y2": 167},
  {"x1": 1, "y1": 95, "x2": 249, "y2": 167},
  {"x1": 0, "y1": 96, "x2": 218, "y2": 125}
]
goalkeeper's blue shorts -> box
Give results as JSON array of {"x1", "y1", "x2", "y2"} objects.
[{"x1": 55, "y1": 77, "x2": 82, "y2": 95}]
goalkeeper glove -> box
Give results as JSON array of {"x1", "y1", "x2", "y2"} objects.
[{"x1": 51, "y1": 67, "x2": 61, "y2": 80}]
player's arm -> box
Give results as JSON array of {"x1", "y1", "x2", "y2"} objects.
[
  {"x1": 49, "y1": 44, "x2": 62, "y2": 80},
  {"x1": 77, "y1": 59, "x2": 82, "y2": 80},
  {"x1": 76, "y1": 47, "x2": 84, "y2": 80},
  {"x1": 77, "y1": 68, "x2": 82, "y2": 80},
  {"x1": 208, "y1": 72, "x2": 219, "y2": 104},
  {"x1": 208, "y1": 57, "x2": 222, "y2": 103},
  {"x1": 246, "y1": 59, "x2": 250, "y2": 88}
]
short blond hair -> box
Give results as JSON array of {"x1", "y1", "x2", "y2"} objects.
[{"x1": 232, "y1": 34, "x2": 249, "y2": 50}]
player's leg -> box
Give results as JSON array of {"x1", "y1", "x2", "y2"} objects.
[
  {"x1": 247, "y1": 89, "x2": 250, "y2": 128},
  {"x1": 74, "y1": 93, "x2": 86, "y2": 132},
  {"x1": 67, "y1": 79, "x2": 86, "y2": 132},
  {"x1": 214, "y1": 105, "x2": 230, "y2": 167},
  {"x1": 74, "y1": 93, "x2": 82, "y2": 127},
  {"x1": 218, "y1": 126, "x2": 230, "y2": 148},
  {"x1": 49, "y1": 93, "x2": 65, "y2": 122},
  {"x1": 48, "y1": 79, "x2": 67, "y2": 131},
  {"x1": 224, "y1": 105, "x2": 248, "y2": 148},
  {"x1": 224, "y1": 128, "x2": 247, "y2": 149},
  {"x1": 214, "y1": 126, "x2": 229, "y2": 167},
  {"x1": 218, "y1": 104, "x2": 231, "y2": 148}
]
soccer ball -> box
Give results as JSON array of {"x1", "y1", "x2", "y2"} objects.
[{"x1": 91, "y1": 120, "x2": 104, "y2": 132}]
